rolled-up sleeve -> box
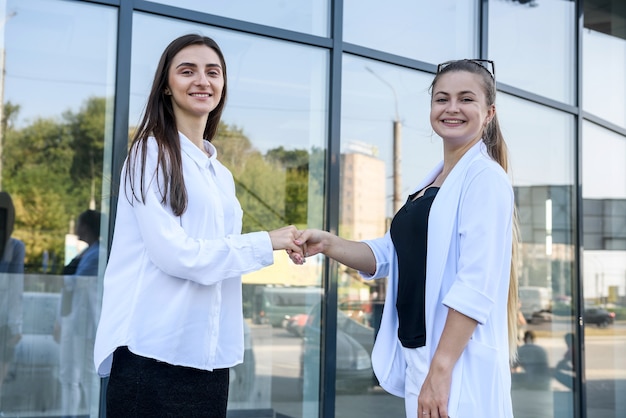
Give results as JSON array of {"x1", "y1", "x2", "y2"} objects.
[{"x1": 360, "y1": 232, "x2": 394, "y2": 280}]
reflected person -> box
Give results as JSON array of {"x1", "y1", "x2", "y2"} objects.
[
  {"x1": 512, "y1": 330, "x2": 550, "y2": 390},
  {"x1": 55, "y1": 209, "x2": 101, "y2": 417},
  {"x1": 554, "y1": 332, "x2": 575, "y2": 390},
  {"x1": 0, "y1": 192, "x2": 25, "y2": 396},
  {"x1": 93, "y1": 34, "x2": 303, "y2": 418}
]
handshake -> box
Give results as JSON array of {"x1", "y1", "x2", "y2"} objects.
[
  {"x1": 268, "y1": 226, "x2": 375, "y2": 276},
  {"x1": 268, "y1": 226, "x2": 325, "y2": 265}
]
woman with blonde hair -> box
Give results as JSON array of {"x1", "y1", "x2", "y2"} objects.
[{"x1": 292, "y1": 59, "x2": 518, "y2": 418}]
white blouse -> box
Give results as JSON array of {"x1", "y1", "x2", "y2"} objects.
[{"x1": 94, "y1": 133, "x2": 273, "y2": 376}]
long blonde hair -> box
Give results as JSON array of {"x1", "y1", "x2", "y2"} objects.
[{"x1": 431, "y1": 60, "x2": 520, "y2": 363}]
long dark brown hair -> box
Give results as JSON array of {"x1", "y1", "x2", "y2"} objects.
[
  {"x1": 125, "y1": 34, "x2": 228, "y2": 216},
  {"x1": 431, "y1": 60, "x2": 520, "y2": 363},
  {"x1": 0, "y1": 191, "x2": 16, "y2": 256}
]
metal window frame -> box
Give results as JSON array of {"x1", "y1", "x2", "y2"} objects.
[{"x1": 85, "y1": 0, "x2": 618, "y2": 416}]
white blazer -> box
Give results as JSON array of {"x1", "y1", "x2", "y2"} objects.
[{"x1": 361, "y1": 141, "x2": 514, "y2": 417}]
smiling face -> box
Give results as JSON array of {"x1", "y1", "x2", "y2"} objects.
[
  {"x1": 166, "y1": 44, "x2": 225, "y2": 124},
  {"x1": 430, "y1": 70, "x2": 495, "y2": 149}
]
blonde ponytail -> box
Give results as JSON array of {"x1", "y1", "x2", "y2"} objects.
[
  {"x1": 507, "y1": 210, "x2": 520, "y2": 363},
  {"x1": 433, "y1": 60, "x2": 521, "y2": 363}
]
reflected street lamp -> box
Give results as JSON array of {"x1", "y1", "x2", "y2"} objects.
[
  {"x1": 0, "y1": 11, "x2": 17, "y2": 190},
  {"x1": 365, "y1": 66, "x2": 402, "y2": 214}
]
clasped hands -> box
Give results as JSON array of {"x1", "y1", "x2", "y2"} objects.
[{"x1": 268, "y1": 226, "x2": 324, "y2": 265}]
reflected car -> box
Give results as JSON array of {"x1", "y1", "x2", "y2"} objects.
[
  {"x1": 519, "y1": 286, "x2": 552, "y2": 323},
  {"x1": 228, "y1": 320, "x2": 256, "y2": 402},
  {"x1": 285, "y1": 313, "x2": 309, "y2": 337},
  {"x1": 338, "y1": 300, "x2": 372, "y2": 327},
  {"x1": 584, "y1": 307, "x2": 615, "y2": 328},
  {"x1": 300, "y1": 304, "x2": 376, "y2": 393},
  {"x1": 1, "y1": 292, "x2": 61, "y2": 414},
  {"x1": 1, "y1": 291, "x2": 257, "y2": 415}
]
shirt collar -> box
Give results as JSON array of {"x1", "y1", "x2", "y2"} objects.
[{"x1": 178, "y1": 131, "x2": 218, "y2": 165}]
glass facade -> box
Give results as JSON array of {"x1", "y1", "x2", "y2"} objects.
[
  {"x1": 343, "y1": 0, "x2": 478, "y2": 64},
  {"x1": 0, "y1": 0, "x2": 623, "y2": 417},
  {"x1": 0, "y1": 0, "x2": 116, "y2": 416},
  {"x1": 489, "y1": 0, "x2": 576, "y2": 104}
]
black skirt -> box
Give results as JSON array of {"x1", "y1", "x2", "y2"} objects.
[{"x1": 106, "y1": 346, "x2": 229, "y2": 418}]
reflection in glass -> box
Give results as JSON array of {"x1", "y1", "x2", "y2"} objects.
[
  {"x1": 582, "y1": 121, "x2": 626, "y2": 417},
  {"x1": 337, "y1": 55, "x2": 438, "y2": 416},
  {"x1": 0, "y1": 191, "x2": 25, "y2": 408},
  {"x1": 583, "y1": 28, "x2": 626, "y2": 128},
  {"x1": 489, "y1": 0, "x2": 576, "y2": 104},
  {"x1": 584, "y1": 0, "x2": 626, "y2": 41},
  {"x1": 148, "y1": 0, "x2": 328, "y2": 37},
  {"x1": 0, "y1": 0, "x2": 116, "y2": 415},
  {"x1": 130, "y1": 14, "x2": 328, "y2": 418},
  {"x1": 497, "y1": 94, "x2": 577, "y2": 417},
  {"x1": 344, "y1": 0, "x2": 477, "y2": 64}
]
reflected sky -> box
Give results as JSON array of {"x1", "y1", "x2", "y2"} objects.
[
  {"x1": 489, "y1": 0, "x2": 576, "y2": 104},
  {"x1": 341, "y1": 55, "x2": 441, "y2": 215},
  {"x1": 3, "y1": 0, "x2": 116, "y2": 127},
  {"x1": 0, "y1": 0, "x2": 618, "y2": 200},
  {"x1": 583, "y1": 30, "x2": 626, "y2": 128},
  {"x1": 498, "y1": 93, "x2": 575, "y2": 187},
  {"x1": 129, "y1": 13, "x2": 328, "y2": 154},
  {"x1": 344, "y1": 0, "x2": 477, "y2": 64},
  {"x1": 582, "y1": 122, "x2": 626, "y2": 199},
  {"x1": 149, "y1": 0, "x2": 328, "y2": 37}
]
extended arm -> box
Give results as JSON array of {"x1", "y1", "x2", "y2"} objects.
[{"x1": 294, "y1": 229, "x2": 376, "y2": 275}]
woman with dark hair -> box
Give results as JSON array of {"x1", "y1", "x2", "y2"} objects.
[
  {"x1": 292, "y1": 59, "x2": 518, "y2": 417},
  {"x1": 0, "y1": 191, "x2": 24, "y2": 396},
  {"x1": 94, "y1": 34, "x2": 302, "y2": 417}
]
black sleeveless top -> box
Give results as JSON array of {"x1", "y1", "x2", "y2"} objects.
[{"x1": 390, "y1": 187, "x2": 439, "y2": 348}]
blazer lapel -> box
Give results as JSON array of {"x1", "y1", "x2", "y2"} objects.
[{"x1": 423, "y1": 142, "x2": 485, "y2": 354}]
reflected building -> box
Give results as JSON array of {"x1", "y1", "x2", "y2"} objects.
[
  {"x1": 0, "y1": 0, "x2": 624, "y2": 417},
  {"x1": 340, "y1": 142, "x2": 386, "y2": 242}
]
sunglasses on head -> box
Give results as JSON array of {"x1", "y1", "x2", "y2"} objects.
[{"x1": 437, "y1": 59, "x2": 495, "y2": 80}]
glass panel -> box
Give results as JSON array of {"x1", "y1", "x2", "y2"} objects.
[
  {"x1": 498, "y1": 94, "x2": 577, "y2": 417},
  {"x1": 336, "y1": 54, "x2": 438, "y2": 417},
  {"x1": 0, "y1": 0, "x2": 117, "y2": 416},
  {"x1": 148, "y1": 0, "x2": 329, "y2": 37},
  {"x1": 489, "y1": 0, "x2": 576, "y2": 104},
  {"x1": 582, "y1": 121, "x2": 626, "y2": 418},
  {"x1": 344, "y1": 0, "x2": 478, "y2": 64},
  {"x1": 583, "y1": 25, "x2": 626, "y2": 128},
  {"x1": 130, "y1": 13, "x2": 328, "y2": 417},
  {"x1": 584, "y1": 0, "x2": 626, "y2": 41}
]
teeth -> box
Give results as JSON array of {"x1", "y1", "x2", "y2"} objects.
[
  {"x1": 191, "y1": 93, "x2": 210, "y2": 97},
  {"x1": 443, "y1": 119, "x2": 463, "y2": 124}
]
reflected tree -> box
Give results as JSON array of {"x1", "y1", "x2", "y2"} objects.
[
  {"x1": 214, "y1": 124, "x2": 319, "y2": 233},
  {"x1": 1, "y1": 97, "x2": 319, "y2": 272},
  {"x1": 1, "y1": 97, "x2": 105, "y2": 273},
  {"x1": 65, "y1": 96, "x2": 106, "y2": 209}
]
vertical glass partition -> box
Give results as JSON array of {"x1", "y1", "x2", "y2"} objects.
[
  {"x1": 344, "y1": 0, "x2": 478, "y2": 64},
  {"x1": 489, "y1": 0, "x2": 576, "y2": 104},
  {"x1": 582, "y1": 121, "x2": 626, "y2": 418},
  {"x1": 498, "y1": 93, "x2": 578, "y2": 418},
  {"x1": 130, "y1": 13, "x2": 329, "y2": 418},
  {"x1": 147, "y1": 0, "x2": 329, "y2": 37},
  {"x1": 0, "y1": 0, "x2": 117, "y2": 416},
  {"x1": 335, "y1": 54, "x2": 438, "y2": 417}
]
